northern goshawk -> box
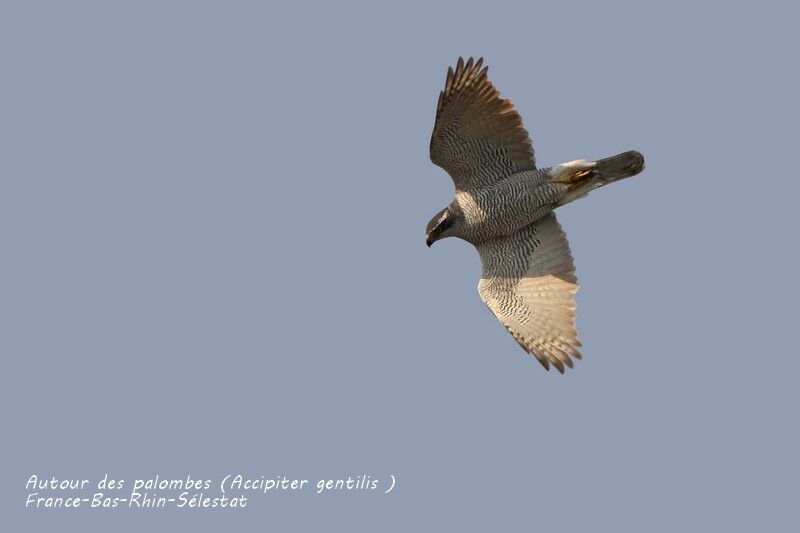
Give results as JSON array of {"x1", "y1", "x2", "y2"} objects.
[{"x1": 426, "y1": 57, "x2": 645, "y2": 373}]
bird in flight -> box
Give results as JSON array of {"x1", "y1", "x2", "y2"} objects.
[{"x1": 426, "y1": 57, "x2": 645, "y2": 373}]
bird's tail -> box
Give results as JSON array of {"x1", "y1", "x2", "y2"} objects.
[{"x1": 550, "y1": 150, "x2": 645, "y2": 205}]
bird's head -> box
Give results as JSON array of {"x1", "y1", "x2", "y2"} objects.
[{"x1": 425, "y1": 204, "x2": 462, "y2": 247}]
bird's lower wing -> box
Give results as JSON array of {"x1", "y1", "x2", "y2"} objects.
[{"x1": 476, "y1": 214, "x2": 581, "y2": 373}]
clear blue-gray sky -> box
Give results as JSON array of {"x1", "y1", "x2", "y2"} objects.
[{"x1": 2, "y1": 1, "x2": 799, "y2": 531}]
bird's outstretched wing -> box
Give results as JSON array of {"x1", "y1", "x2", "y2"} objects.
[
  {"x1": 430, "y1": 57, "x2": 535, "y2": 192},
  {"x1": 476, "y1": 214, "x2": 581, "y2": 372}
]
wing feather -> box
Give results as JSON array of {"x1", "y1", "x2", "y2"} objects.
[
  {"x1": 430, "y1": 57, "x2": 535, "y2": 191},
  {"x1": 476, "y1": 214, "x2": 581, "y2": 373}
]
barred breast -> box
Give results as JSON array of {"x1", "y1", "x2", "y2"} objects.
[{"x1": 456, "y1": 169, "x2": 567, "y2": 244}]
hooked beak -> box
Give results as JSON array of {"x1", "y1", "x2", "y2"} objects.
[{"x1": 426, "y1": 234, "x2": 434, "y2": 247}]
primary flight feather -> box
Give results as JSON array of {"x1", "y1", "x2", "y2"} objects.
[{"x1": 426, "y1": 57, "x2": 645, "y2": 373}]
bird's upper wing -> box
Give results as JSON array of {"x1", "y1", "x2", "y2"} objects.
[
  {"x1": 430, "y1": 57, "x2": 536, "y2": 192},
  {"x1": 476, "y1": 214, "x2": 581, "y2": 372}
]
